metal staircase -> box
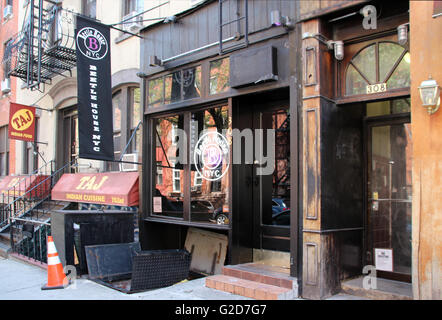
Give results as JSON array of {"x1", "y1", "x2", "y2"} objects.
[
  {"x1": 0, "y1": 160, "x2": 55, "y2": 232},
  {"x1": 2, "y1": 0, "x2": 76, "y2": 92},
  {"x1": 0, "y1": 159, "x2": 76, "y2": 262}
]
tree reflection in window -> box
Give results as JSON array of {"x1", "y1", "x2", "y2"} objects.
[
  {"x1": 183, "y1": 66, "x2": 202, "y2": 100},
  {"x1": 209, "y1": 58, "x2": 230, "y2": 95},
  {"x1": 148, "y1": 77, "x2": 163, "y2": 107},
  {"x1": 153, "y1": 115, "x2": 184, "y2": 218},
  {"x1": 346, "y1": 42, "x2": 410, "y2": 96}
]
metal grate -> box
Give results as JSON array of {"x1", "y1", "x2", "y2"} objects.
[{"x1": 130, "y1": 249, "x2": 191, "y2": 292}]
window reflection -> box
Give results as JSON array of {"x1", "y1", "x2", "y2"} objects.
[
  {"x1": 345, "y1": 42, "x2": 410, "y2": 96},
  {"x1": 153, "y1": 115, "x2": 185, "y2": 218},
  {"x1": 366, "y1": 98, "x2": 411, "y2": 117},
  {"x1": 148, "y1": 77, "x2": 163, "y2": 107},
  {"x1": 112, "y1": 91, "x2": 122, "y2": 131},
  {"x1": 210, "y1": 58, "x2": 230, "y2": 95},
  {"x1": 165, "y1": 71, "x2": 182, "y2": 104},
  {"x1": 130, "y1": 87, "x2": 141, "y2": 153},
  {"x1": 262, "y1": 108, "x2": 290, "y2": 226},
  {"x1": 183, "y1": 66, "x2": 202, "y2": 100},
  {"x1": 387, "y1": 53, "x2": 410, "y2": 89},
  {"x1": 190, "y1": 106, "x2": 230, "y2": 224}
]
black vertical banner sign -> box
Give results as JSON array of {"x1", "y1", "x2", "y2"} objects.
[{"x1": 75, "y1": 16, "x2": 114, "y2": 161}]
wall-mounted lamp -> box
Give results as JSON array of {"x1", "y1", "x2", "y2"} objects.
[
  {"x1": 270, "y1": 10, "x2": 294, "y2": 30},
  {"x1": 149, "y1": 55, "x2": 162, "y2": 67},
  {"x1": 328, "y1": 40, "x2": 344, "y2": 60},
  {"x1": 397, "y1": 24, "x2": 408, "y2": 45},
  {"x1": 418, "y1": 76, "x2": 440, "y2": 115},
  {"x1": 302, "y1": 32, "x2": 344, "y2": 61}
]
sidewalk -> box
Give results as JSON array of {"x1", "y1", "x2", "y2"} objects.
[
  {"x1": 0, "y1": 257, "x2": 252, "y2": 300},
  {"x1": 0, "y1": 257, "x2": 364, "y2": 300}
]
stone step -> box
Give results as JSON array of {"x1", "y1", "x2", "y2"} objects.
[
  {"x1": 222, "y1": 263, "x2": 297, "y2": 290},
  {"x1": 0, "y1": 231, "x2": 10, "y2": 244},
  {"x1": 341, "y1": 276, "x2": 413, "y2": 300},
  {"x1": 206, "y1": 274, "x2": 296, "y2": 300},
  {"x1": 0, "y1": 241, "x2": 10, "y2": 258}
]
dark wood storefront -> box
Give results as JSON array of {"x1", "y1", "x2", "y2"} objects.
[
  {"x1": 138, "y1": 0, "x2": 302, "y2": 282},
  {"x1": 299, "y1": 0, "x2": 412, "y2": 299}
]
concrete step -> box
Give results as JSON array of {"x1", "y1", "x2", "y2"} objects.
[
  {"x1": 0, "y1": 231, "x2": 10, "y2": 244},
  {"x1": 206, "y1": 274, "x2": 296, "y2": 300},
  {"x1": 0, "y1": 241, "x2": 10, "y2": 258},
  {"x1": 341, "y1": 276, "x2": 413, "y2": 300},
  {"x1": 222, "y1": 263, "x2": 298, "y2": 291}
]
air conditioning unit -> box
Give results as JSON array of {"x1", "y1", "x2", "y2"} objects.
[
  {"x1": 119, "y1": 153, "x2": 138, "y2": 172},
  {"x1": 1, "y1": 78, "x2": 11, "y2": 94},
  {"x1": 122, "y1": 11, "x2": 142, "y2": 33},
  {"x1": 3, "y1": 5, "x2": 12, "y2": 20}
]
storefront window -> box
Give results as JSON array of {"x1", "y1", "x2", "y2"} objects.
[
  {"x1": 152, "y1": 115, "x2": 184, "y2": 219},
  {"x1": 148, "y1": 77, "x2": 163, "y2": 107},
  {"x1": 346, "y1": 42, "x2": 410, "y2": 96},
  {"x1": 209, "y1": 58, "x2": 230, "y2": 95},
  {"x1": 183, "y1": 66, "x2": 202, "y2": 100},
  {"x1": 165, "y1": 71, "x2": 182, "y2": 104},
  {"x1": 148, "y1": 66, "x2": 202, "y2": 107},
  {"x1": 190, "y1": 106, "x2": 230, "y2": 224},
  {"x1": 150, "y1": 105, "x2": 231, "y2": 226},
  {"x1": 129, "y1": 87, "x2": 141, "y2": 153}
]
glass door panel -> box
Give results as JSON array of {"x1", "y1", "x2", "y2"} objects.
[{"x1": 368, "y1": 122, "x2": 412, "y2": 279}]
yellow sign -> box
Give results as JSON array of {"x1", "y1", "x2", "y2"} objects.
[
  {"x1": 11, "y1": 109, "x2": 35, "y2": 131},
  {"x1": 75, "y1": 175, "x2": 109, "y2": 191}
]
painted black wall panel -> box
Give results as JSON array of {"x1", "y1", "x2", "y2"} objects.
[
  {"x1": 140, "y1": 0, "x2": 294, "y2": 72},
  {"x1": 320, "y1": 101, "x2": 364, "y2": 230}
]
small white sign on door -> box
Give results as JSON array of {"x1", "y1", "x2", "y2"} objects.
[
  {"x1": 375, "y1": 248, "x2": 393, "y2": 272},
  {"x1": 153, "y1": 196, "x2": 162, "y2": 213}
]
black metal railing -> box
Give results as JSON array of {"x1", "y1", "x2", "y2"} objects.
[
  {"x1": 8, "y1": 159, "x2": 77, "y2": 263},
  {"x1": 10, "y1": 217, "x2": 51, "y2": 264},
  {"x1": 0, "y1": 160, "x2": 55, "y2": 232}
]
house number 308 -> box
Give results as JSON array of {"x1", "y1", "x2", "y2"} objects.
[{"x1": 366, "y1": 83, "x2": 387, "y2": 94}]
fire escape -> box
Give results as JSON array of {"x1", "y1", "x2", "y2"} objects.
[{"x1": 2, "y1": 0, "x2": 76, "y2": 92}]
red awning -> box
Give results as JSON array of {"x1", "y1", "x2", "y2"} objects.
[
  {"x1": 0, "y1": 175, "x2": 50, "y2": 198},
  {"x1": 51, "y1": 172, "x2": 139, "y2": 207}
]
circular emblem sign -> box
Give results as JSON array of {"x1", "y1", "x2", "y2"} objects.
[
  {"x1": 76, "y1": 27, "x2": 108, "y2": 60},
  {"x1": 11, "y1": 109, "x2": 34, "y2": 131},
  {"x1": 194, "y1": 132, "x2": 230, "y2": 181}
]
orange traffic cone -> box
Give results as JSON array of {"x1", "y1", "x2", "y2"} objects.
[{"x1": 41, "y1": 236, "x2": 69, "y2": 290}]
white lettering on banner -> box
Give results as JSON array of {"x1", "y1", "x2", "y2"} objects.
[{"x1": 90, "y1": 64, "x2": 101, "y2": 152}]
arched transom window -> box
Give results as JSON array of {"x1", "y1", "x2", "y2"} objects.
[{"x1": 346, "y1": 42, "x2": 410, "y2": 96}]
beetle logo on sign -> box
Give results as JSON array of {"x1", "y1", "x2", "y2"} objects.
[
  {"x1": 76, "y1": 27, "x2": 108, "y2": 60},
  {"x1": 194, "y1": 132, "x2": 230, "y2": 181}
]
